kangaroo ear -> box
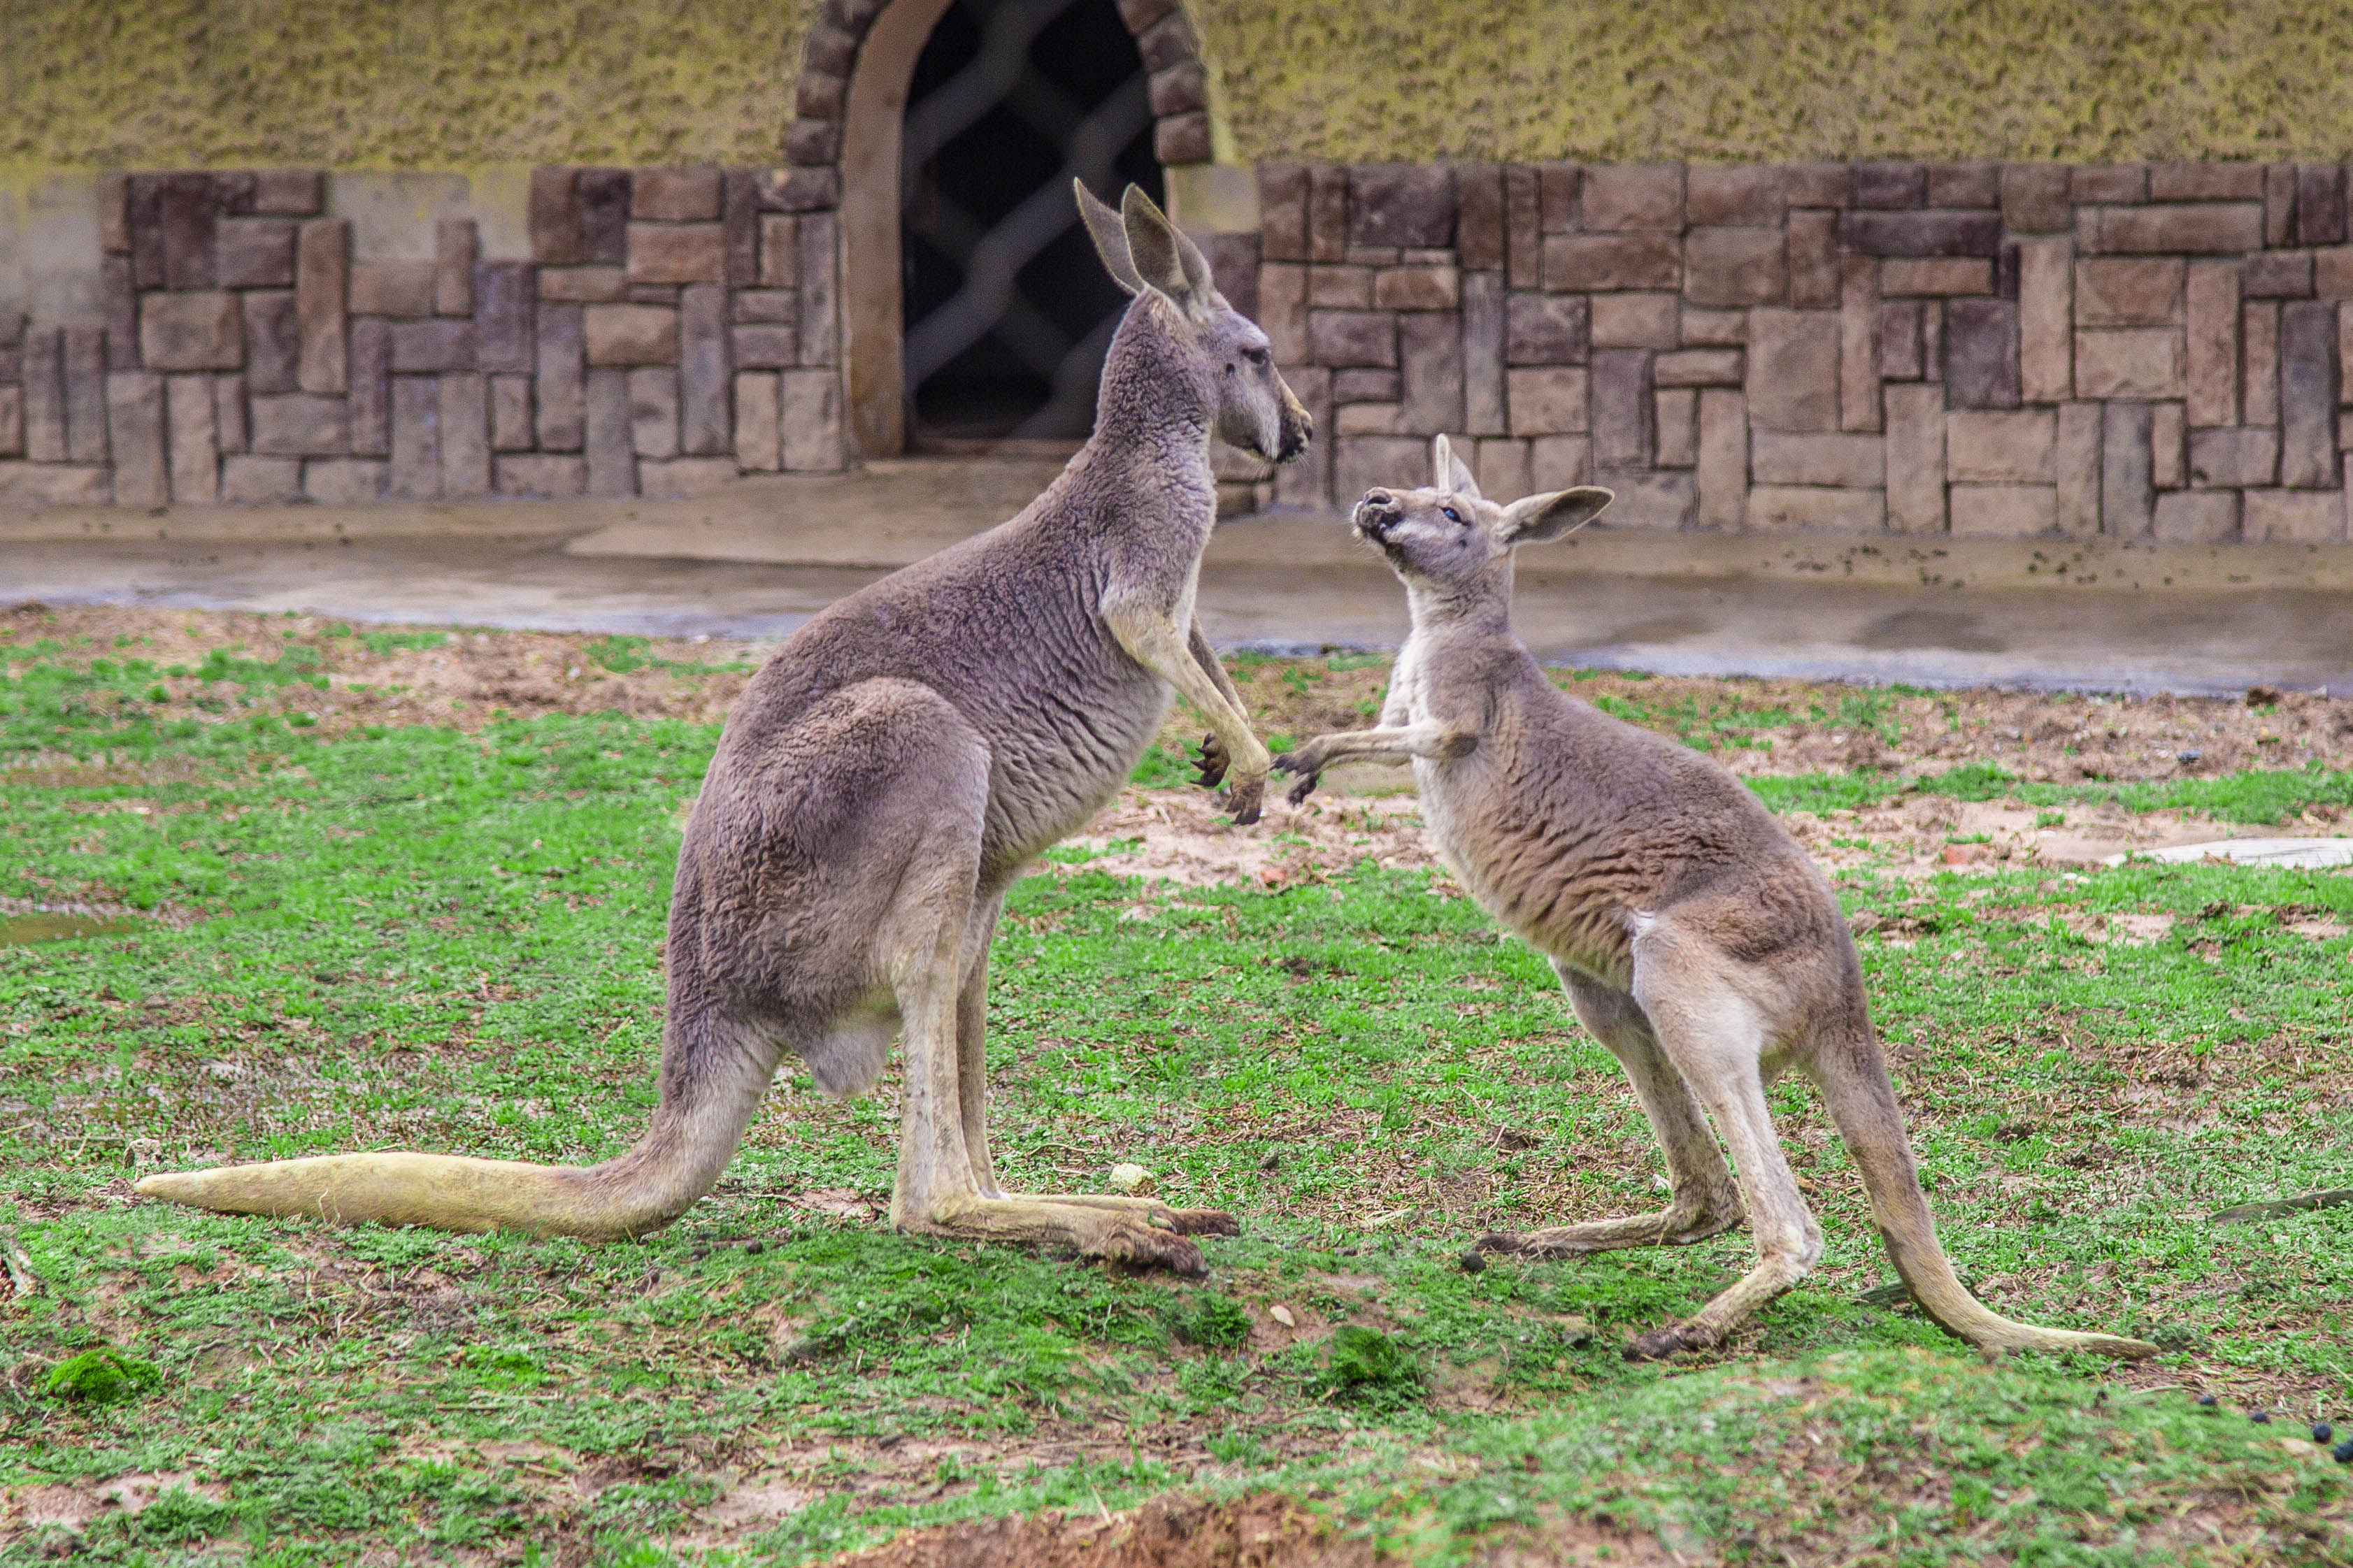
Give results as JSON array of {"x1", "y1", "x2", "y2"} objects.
[
  {"x1": 1120, "y1": 185, "x2": 1212, "y2": 317},
  {"x1": 1076, "y1": 180, "x2": 1143, "y2": 295},
  {"x1": 1433, "y1": 434, "x2": 1482, "y2": 500},
  {"x1": 1499, "y1": 486, "x2": 1613, "y2": 545}
]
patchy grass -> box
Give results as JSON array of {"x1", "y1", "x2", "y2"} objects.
[{"x1": 1, "y1": 610, "x2": 2348, "y2": 1565}]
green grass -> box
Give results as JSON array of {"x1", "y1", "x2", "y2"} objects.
[{"x1": 3, "y1": 675, "x2": 2350, "y2": 1562}]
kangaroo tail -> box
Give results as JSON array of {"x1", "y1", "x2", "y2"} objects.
[
  {"x1": 1812, "y1": 1023, "x2": 2158, "y2": 1360},
  {"x1": 136, "y1": 1012, "x2": 777, "y2": 1240}
]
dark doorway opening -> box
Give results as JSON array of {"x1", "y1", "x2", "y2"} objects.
[{"x1": 900, "y1": 0, "x2": 1162, "y2": 447}]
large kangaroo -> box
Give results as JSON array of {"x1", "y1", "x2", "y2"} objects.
[
  {"x1": 1278, "y1": 438, "x2": 2156, "y2": 1360},
  {"x1": 136, "y1": 185, "x2": 1308, "y2": 1276}
]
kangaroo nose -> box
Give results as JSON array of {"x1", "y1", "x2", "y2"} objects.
[{"x1": 1364, "y1": 489, "x2": 1395, "y2": 508}]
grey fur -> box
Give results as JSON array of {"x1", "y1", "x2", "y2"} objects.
[
  {"x1": 136, "y1": 184, "x2": 1310, "y2": 1275},
  {"x1": 1277, "y1": 437, "x2": 2157, "y2": 1360}
]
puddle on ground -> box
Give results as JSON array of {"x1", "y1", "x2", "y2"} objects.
[{"x1": 0, "y1": 912, "x2": 142, "y2": 947}]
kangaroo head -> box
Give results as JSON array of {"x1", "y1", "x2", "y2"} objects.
[
  {"x1": 1076, "y1": 180, "x2": 1313, "y2": 464},
  {"x1": 1353, "y1": 436, "x2": 1613, "y2": 605}
]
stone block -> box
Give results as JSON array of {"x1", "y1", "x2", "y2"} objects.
[
  {"x1": 294, "y1": 221, "x2": 350, "y2": 396},
  {"x1": 489, "y1": 375, "x2": 534, "y2": 452},
  {"x1": 1854, "y1": 162, "x2": 1926, "y2": 209},
  {"x1": 629, "y1": 223, "x2": 727, "y2": 286},
  {"x1": 1461, "y1": 271, "x2": 1506, "y2": 435},
  {"x1": 1747, "y1": 485, "x2": 1883, "y2": 532},
  {"x1": 1333, "y1": 435, "x2": 1427, "y2": 505},
  {"x1": 2001, "y1": 164, "x2": 2074, "y2": 233},
  {"x1": 97, "y1": 173, "x2": 130, "y2": 255},
  {"x1": 217, "y1": 218, "x2": 297, "y2": 289},
  {"x1": 2101, "y1": 401, "x2": 2154, "y2": 537},
  {"x1": 1349, "y1": 165, "x2": 1456, "y2": 248},
  {"x1": 541, "y1": 266, "x2": 627, "y2": 303},
  {"x1": 2274, "y1": 168, "x2": 2308, "y2": 249},
  {"x1": 1373, "y1": 266, "x2": 1458, "y2": 310},
  {"x1": 101, "y1": 373, "x2": 164, "y2": 506},
  {"x1": 0, "y1": 387, "x2": 20, "y2": 459},
  {"x1": 797, "y1": 212, "x2": 838, "y2": 366},
  {"x1": 389, "y1": 320, "x2": 475, "y2": 373},
  {"x1": 1273, "y1": 364, "x2": 1331, "y2": 506},
  {"x1": 1950, "y1": 483, "x2": 2057, "y2": 537},
  {"x1": 634, "y1": 166, "x2": 722, "y2": 223},
  {"x1": 473, "y1": 263, "x2": 534, "y2": 375},
  {"x1": 2151, "y1": 163, "x2": 2264, "y2": 201},
  {"x1": 753, "y1": 166, "x2": 838, "y2": 214},
  {"x1": 2280, "y1": 299, "x2": 2340, "y2": 487},
  {"x1": 219, "y1": 454, "x2": 301, "y2": 504},
  {"x1": 2244, "y1": 301, "x2": 2280, "y2": 424},
  {"x1": 213, "y1": 373, "x2": 246, "y2": 454},
  {"x1": 1534, "y1": 164, "x2": 1578, "y2": 232},
  {"x1": 1653, "y1": 349, "x2": 1743, "y2": 386},
  {"x1": 576, "y1": 169, "x2": 632, "y2": 266},
  {"x1": 429, "y1": 219, "x2": 476, "y2": 317},
  {"x1": 732, "y1": 289, "x2": 799, "y2": 325},
  {"x1": 1529, "y1": 434, "x2": 1592, "y2": 492},
  {"x1": 1947, "y1": 408, "x2": 2056, "y2": 482},
  {"x1": 733, "y1": 372, "x2": 781, "y2": 471},
  {"x1": 2242, "y1": 251, "x2": 2314, "y2": 299},
  {"x1": 2055, "y1": 401, "x2": 2102, "y2": 535},
  {"x1": 2152, "y1": 489, "x2": 2238, "y2": 543},
  {"x1": 585, "y1": 368, "x2": 634, "y2": 494},
  {"x1": 731, "y1": 324, "x2": 799, "y2": 370},
  {"x1": 1682, "y1": 227, "x2": 1785, "y2": 308},
  {"x1": 241, "y1": 291, "x2": 300, "y2": 394},
  {"x1": 1259, "y1": 164, "x2": 1309, "y2": 262},
  {"x1": 1308, "y1": 165, "x2": 1348, "y2": 263},
  {"x1": 1308, "y1": 266, "x2": 1373, "y2": 308},
  {"x1": 1580, "y1": 164, "x2": 1682, "y2": 231},
  {"x1": 1455, "y1": 164, "x2": 1505, "y2": 272},
  {"x1": 2243, "y1": 487, "x2": 2343, "y2": 542},
  {"x1": 1589, "y1": 350, "x2": 1652, "y2": 469},
  {"x1": 1310, "y1": 310, "x2": 1396, "y2": 367},
  {"x1": 1592, "y1": 293, "x2": 1679, "y2": 349},
  {"x1": 1943, "y1": 299, "x2": 2021, "y2": 408},
  {"x1": 1927, "y1": 161, "x2": 1998, "y2": 208},
  {"x1": 159, "y1": 173, "x2": 219, "y2": 291},
  {"x1": 531, "y1": 169, "x2": 582, "y2": 265},
  {"x1": 638, "y1": 456, "x2": 739, "y2": 498},
  {"x1": 348, "y1": 319, "x2": 391, "y2": 456},
  {"x1": 250, "y1": 393, "x2": 347, "y2": 456},
  {"x1": 1505, "y1": 166, "x2": 1542, "y2": 288},
  {"x1": 2015, "y1": 238, "x2": 2073, "y2": 403},
  {"x1": 1836, "y1": 210, "x2": 2000, "y2": 257},
  {"x1": 126, "y1": 175, "x2": 166, "y2": 289},
  {"x1": 101, "y1": 256, "x2": 136, "y2": 370},
  {"x1": 1877, "y1": 300, "x2": 1922, "y2": 380},
  {"x1": 21, "y1": 329, "x2": 64, "y2": 463},
  {"x1": 2298, "y1": 164, "x2": 2347, "y2": 246},
  {"x1": 1334, "y1": 403, "x2": 1399, "y2": 436},
  {"x1": 1681, "y1": 307, "x2": 1747, "y2": 346},
  {"x1": 0, "y1": 461, "x2": 111, "y2": 503},
  {"x1": 1878, "y1": 258, "x2": 1990, "y2": 295},
  {"x1": 494, "y1": 454, "x2": 586, "y2": 497},
  {"x1": 1922, "y1": 301, "x2": 1943, "y2": 388},
  {"x1": 2075, "y1": 258, "x2": 2184, "y2": 326},
  {"x1": 1694, "y1": 389, "x2": 1747, "y2": 528},
  {"x1": 431, "y1": 373, "x2": 487, "y2": 497},
  {"x1": 1506, "y1": 367, "x2": 1589, "y2": 436},
  {"x1": 162, "y1": 375, "x2": 216, "y2": 504},
  {"x1": 1154, "y1": 112, "x2": 1210, "y2": 166},
  {"x1": 1506, "y1": 293, "x2": 1587, "y2": 364},
  {"x1": 535, "y1": 303, "x2": 585, "y2": 451},
  {"x1": 780, "y1": 368, "x2": 844, "y2": 470},
  {"x1": 350, "y1": 261, "x2": 436, "y2": 319},
  {"x1": 2074, "y1": 329, "x2": 2184, "y2": 399},
  {"x1": 1544, "y1": 233, "x2": 1682, "y2": 293},
  {"x1": 302, "y1": 457, "x2": 387, "y2": 505},
  {"x1": 678, "y1": 284, "x2": 729, "y2": 457},
  {"x1": 585, "y1": 304, "x2": 678, "y2": 367},
  {"x1": 63, "y1": 329, "x2": 107, "y2": 462},
  {"x1": 2152, "y1": 401, "x2": 2185, "y2": 488},
  {"x1": 1466, "y1": 436, "x2": 1526, "y2": 499},
  {"x1": 723, "y1": 170, "x2": 760, "y2": 287},
  {"x1": 1840, "y1": 257, "x2": 1880, "y2": 433},
  {"x1": 141, "y1": 293, "x2": 244, "y2": 373},
  {"x1": 2072, "y1": 166, "x2": 2147, "y2": 204},
  {"x1": 1398, "y1": 312, "x2": 1463, "y2": 434},
  {"x1": 1687, "y1": 166, "x2": 1783, "y2": 228},
  {"x1": 1258, "y1": 265, "x2": 1307, "y2": 362},
  {"x1": 627, "y1": 367, "x2": 680, "y2": 458},
  {"x1": 2317, "y1": 246, "x2": 2353, "y2": 299},
  {"x1": 2079, "y1": 203, "x2": 2263, "y2": 254},
  {"x1": 2184, "y1": 263, "x2": 2240, "y2": 426},
  {"x1": 1787, "y1": 210, "x2": 1838, "y2": 308},
  {"x1": 1752, "y1": 430, "x2": 1884, "y2": 487},
  {"x1": 1745, "y1": 309, "x2": 1839, "y2": 431},
  {"x1": 1884, "y1": 382, "x2": 1946, "y2": 533}
]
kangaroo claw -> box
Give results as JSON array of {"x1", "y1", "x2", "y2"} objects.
[
  {"x1": 1166, "y1": 1207, "x2": 1242, "y2": 1236},
  {"x1": 1223, "y1": 776, "x2": 1264, "y2": 825},
  {"x1": 1285, "y1": 771, "x2": 1320, "y2": 806}
]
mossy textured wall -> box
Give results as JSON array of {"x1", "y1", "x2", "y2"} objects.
[
  {"x1": 0, "y1": 0, "x2": 818, "y2": 171},
  {"x1": 1196, "y1": 0, "x2": 2353, "y2": 164},
  {"x1": 7, "y1": 1, "x2": 2353, "y2": 173}
]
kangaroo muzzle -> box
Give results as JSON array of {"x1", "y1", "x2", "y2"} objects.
[{"x1": 1354, "y1": 489, "x2": 1402, "y2": 542}]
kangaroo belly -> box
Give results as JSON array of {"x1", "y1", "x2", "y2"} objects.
[
  {"x1": 1417, "y1": 761, "x2": 1639, "y2": 988},
  {"x1": 980, "y1": 666, "x2": 1173, "y2": 872}
]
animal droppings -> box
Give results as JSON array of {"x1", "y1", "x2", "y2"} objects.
[
  {"x1": 2335, "y1": 1439, "x2": 2353, "y2": 1464},
  {"x1": 1257, "y1": 1149, "x2": 1280, "y2": 1172},
  {"x1": 743, "y1": 1240, "x2": 764, "y2": 1255},
  {"x1": 2196, "y1": 1394, "x2": 2218, "y2": 1407},
  {"x1": 2311, "y1": 1421, "x2": 2333, "y2": 1443},
  {"x1": 2250, "y1": 1410, "x2": 2270, "y2": 1424},
  {"x1": 1459, "y1": 1250, "x2": 1487, "y2": 1274}
]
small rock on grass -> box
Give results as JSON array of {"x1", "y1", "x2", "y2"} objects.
[
  {"x1": 1107, "y1": 1163, "x2": 1156, "y2": 1195},
  {"x1": 1459, "y1": 1250, "x2": 1487, "y2": 1274}
]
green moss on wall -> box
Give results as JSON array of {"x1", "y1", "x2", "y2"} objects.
[
  {"x1": 0, "y1": 0, "x2": 818, "y2": 169},
  {"x1": 1196, "y1": 0, "x2": 2353, "y2": 164},
  {"x1": 5, "y1": 1, "x2": 2353, "y2": 172}
]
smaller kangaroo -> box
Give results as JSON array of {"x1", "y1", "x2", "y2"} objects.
[{"x1": 1278, "y1": 438, "x2": 2157, "y2": 1362}]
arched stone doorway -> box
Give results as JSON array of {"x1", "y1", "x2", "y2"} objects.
[{"x1": 785, "y1": 0, "x2": 1216, "y2": 457}]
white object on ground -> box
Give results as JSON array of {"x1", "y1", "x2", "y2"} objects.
[
  {"x1": 2103, "y1": 837, "x2": 2353, "y2": 869},
  {"x1": 1106, "y1": 1162, "x2": 1156, "y2": 1195}
]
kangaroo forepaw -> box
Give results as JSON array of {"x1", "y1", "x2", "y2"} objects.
[
  {"x1": 1192, "y1": 733, "x2": 1229, "y2": 788},
  {"x1": 1624, "y1": 1325, "x2": 1705, "y2": 1362},
  {"x1": 1166, "y1": 1207, "x2": 1241, "y2": 1237}
]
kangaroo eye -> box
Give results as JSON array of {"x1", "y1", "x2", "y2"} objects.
[
  {"x1": 1243, "y1": 346, "x2": 1270, "y2": 366},
  {"x1": 1441, "y1": 506, "x2": 1463, "y2": 524}
]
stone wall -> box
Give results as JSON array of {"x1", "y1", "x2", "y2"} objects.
[
  {"x1": 0, "y1": 166, "x2": 842, "y2": 507},
  {"x1": 1247, "y1": 160, "x2": 2353, "y2": 544}
]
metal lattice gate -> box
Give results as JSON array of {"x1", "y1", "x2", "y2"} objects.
[{"x1": 900, "y1": 0, "x2": 1161, "y2": 444}]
